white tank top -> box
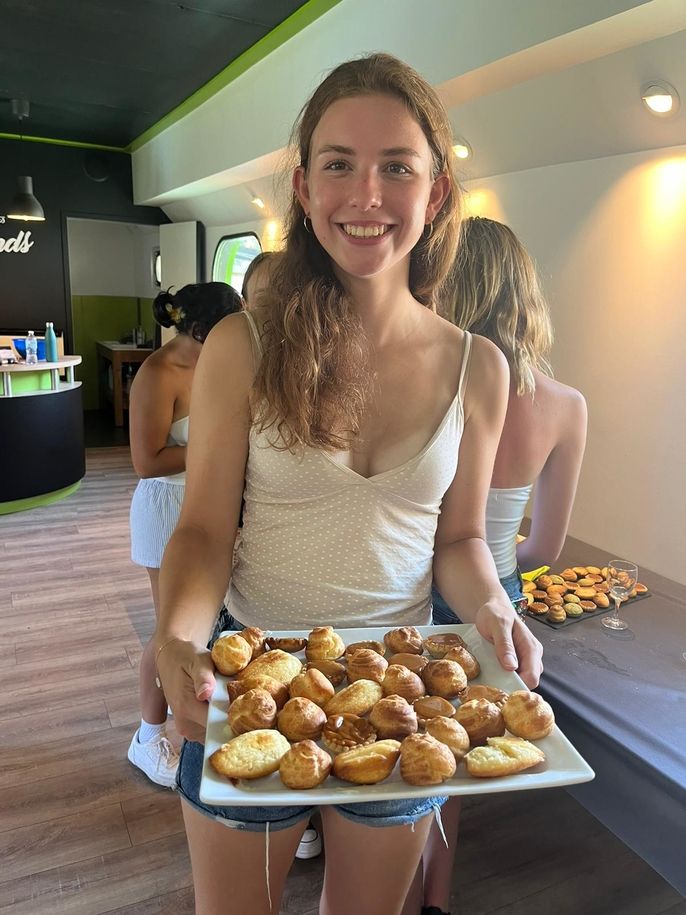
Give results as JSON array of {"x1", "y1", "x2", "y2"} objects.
[
  {"x1": 227, "y1": 312, "x2": 472, "y2": 630},
  {"x1": 486, "y1": 485, "x2": 533, "y2": 577},
  {"x1": 153, "y1": 415, "x2": 188, "y2": 484}
]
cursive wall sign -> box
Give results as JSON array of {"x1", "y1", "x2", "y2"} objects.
[{"x1": 0, "y1": 228, "x2": 35, "y2": 254}]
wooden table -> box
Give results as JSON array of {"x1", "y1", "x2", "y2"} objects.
[{"x1": 95, "y1": 341, "x2": 152, "y2": 427}]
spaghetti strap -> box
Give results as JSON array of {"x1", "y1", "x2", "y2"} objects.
[
  {"x1": 242, "y1": 310, "x2": 264, "y2": 358},
  {"x1": 456, "y1": 331, "x2": 472, "y2": 401}
]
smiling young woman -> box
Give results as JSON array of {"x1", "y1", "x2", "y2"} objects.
[{"x1": 153, "y1": 53, "x2": 543, "y2": 915}]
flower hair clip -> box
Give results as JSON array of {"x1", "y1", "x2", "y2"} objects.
[{"x1": 165, "y1": 302, "x2": 185, "y2": 325}]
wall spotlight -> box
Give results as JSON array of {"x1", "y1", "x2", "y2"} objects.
[
  {"x1": 452, "y1": 140, "x2": 472, "y2": 160},
  {"x1": 641, "y1": 81, "x2": 680, "y2": 116}
]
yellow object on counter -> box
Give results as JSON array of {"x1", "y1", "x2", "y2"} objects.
[{"x1": 521, "y1": 565, "x2": 550, "y2": 582}]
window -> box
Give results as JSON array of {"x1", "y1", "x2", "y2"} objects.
[
  {"x1": 212, "y1": 233, "x2": 261, "y2": 292},
  {"x1": 152, "y1": 249, "x2": 162, "y2": 287}
]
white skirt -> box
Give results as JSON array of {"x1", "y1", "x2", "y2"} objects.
[{"x1": 130, "y1": 478, "x2": 184, "y2": 568}]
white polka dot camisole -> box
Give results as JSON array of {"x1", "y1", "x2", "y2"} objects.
[{"x1": 227, "y1": 311, "x2": 472, "y2": 630}]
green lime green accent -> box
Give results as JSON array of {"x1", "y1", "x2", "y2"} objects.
[
  {"x1": 0, "y1": 133, "x2": 126, "y2": 153},
  {"x1": 71, "y1": 296, "x2": 153, "y2": 410},
  {"x1": 223, "y1": 238, "x2": 241, "y2": 284},
  {"x1": 128, "y1": 0, "x2": 341, "y2": 153},
  {"x1": 0, "y1": 482, "x2": 81, "y2": 515},
  {"x1": 0, "y1": 369, "x2": 53, "y2": 395}
]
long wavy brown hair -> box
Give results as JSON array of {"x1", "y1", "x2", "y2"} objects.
[
  {"x1": 253, "y1": 53, "x2": 463, "y2": 451},
  {"x1": 444, "y1": 217, "x2": 553, "y2": 396}
]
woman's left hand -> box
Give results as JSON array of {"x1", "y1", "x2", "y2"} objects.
[{"x1": 474, "y1": 599, "x2": 543, "y2": 688}]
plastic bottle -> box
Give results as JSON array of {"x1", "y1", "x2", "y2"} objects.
[
  {"x1": 26, "y1": 331, "x2": 38, "y2": 364},
  {"x1": 45, "y1": 322, "x2": 58, "y2": 363}
]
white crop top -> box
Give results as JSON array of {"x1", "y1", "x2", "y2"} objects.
[
  {"x1": 153, "y1": 415, "x2": 188, "y2": 484},
  {"x1": 486, "y1": 485, "x2": 533, "y2": 578},
  {"x1": 227, "y1": 312, "x2": 472, "y2": 630}
]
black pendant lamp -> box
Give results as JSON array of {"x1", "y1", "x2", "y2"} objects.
[
  {"x1": 6, "y1": 99, "x2": 46, "y2": 223},
  {"x1": 8, "y1": 176, "x2": 45, "y2": 222}
]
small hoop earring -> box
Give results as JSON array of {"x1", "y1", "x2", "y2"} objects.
[
  {"x1": 303, "y1": 215, "x2": 312, "y2": 234},
  {"x1": 423, "y1": 221, "x2": 434, "y2": 239}
]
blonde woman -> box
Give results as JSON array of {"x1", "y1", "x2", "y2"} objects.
[
  {"x1": 423, "y1": 217, "x2": 587, "y2": 915},
  {"x1": 153, "y1": 56, "x2": 542, "y2": 915}
]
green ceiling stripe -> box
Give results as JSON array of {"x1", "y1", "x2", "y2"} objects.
[
  {"x1": 0, "y1": 132, "x2": 126, "y2": 153},
  {"x1": 127, "y1": 0, "x2": 342, "y2": 153}
]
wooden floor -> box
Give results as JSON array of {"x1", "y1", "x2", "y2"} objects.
[{"x1": 0, "y1": 447, "x2": 683, "y2": 915}]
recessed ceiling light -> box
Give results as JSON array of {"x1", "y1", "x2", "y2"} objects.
[
  {"x1": 452, "y1": 140, "x2": 472, "y2": 160},
  {"x1": 641, "y1": 81, "x2": 680, "y2": 116},
  {"x1": 251, "y1": 196, "x2": 265, "y2": 209}
]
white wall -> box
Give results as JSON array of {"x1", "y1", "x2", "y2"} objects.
[
  {"x1": 465, "y1": 145, "x2": 686, "y2": 582},
  {"x1": 67, "y1": 218, "x2": 159, "y2": 298}
]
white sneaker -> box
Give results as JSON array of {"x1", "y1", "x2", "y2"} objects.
[
  {"x1": 127, "y1": 728, "x2": 179, "y2": 789},
  {"x1": 296, "y1": 825, "x2": 322, "y2": 860}
]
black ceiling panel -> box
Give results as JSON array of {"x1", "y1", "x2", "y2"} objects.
[{"x1": 0, "y1": 0, "x2": 310, "y2": 146}]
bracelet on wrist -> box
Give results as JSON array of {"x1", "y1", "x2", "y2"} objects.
[{"x1": 153, "y1": 636, "x2": 181, "y2": 689}]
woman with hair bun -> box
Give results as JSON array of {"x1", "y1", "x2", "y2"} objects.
[
  {"x1": 154, "y1": 55, "x2": 543, "y2": 914},
  {"x1": 127, "y1": 282, "x2": 242, "y2": 788},
  {"x1": 422, "y1": 217, "x2": 587, "y2": 915}
]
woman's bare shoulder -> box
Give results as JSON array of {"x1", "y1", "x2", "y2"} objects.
[{"x1": 533, "y1": 370, "x2": 587, "y2": 419}]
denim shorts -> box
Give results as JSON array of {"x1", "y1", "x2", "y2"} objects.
[
  {"x1": 431, "y1": 569, "x2": 525, "y2": 625},
  {"x1": 176, "y1": 606, "x2": 447, "y2": 832}
]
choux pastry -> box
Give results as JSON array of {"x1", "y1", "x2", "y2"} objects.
[
  {"x1": 422, "y1": 632, "x2": 468, "y2": 658},
  {"x1": 344, "y1": 640, "x2": 386, "y2": 659},
  {"x1": 211, "y1": 633, "x2": 253, "y2": 676},
  {"x1": 228, "y1": 687, "x2": 277, "y2": 735},
  {"x1": 399, "y1": 733, "x2": 456, "y2": 786},
  {"x1": 346, "y1": 648, "x2": 388, "y2": 684},
  {"x1": 421, "y1": 659, "x2": 467, "y2": 699},
  {"x1": 305, "y1": 626, "x2": 345, "y2": 660},
  {"x1": 382, "y1": 665, "x2": 426, "y2": 702},
  {"x1": 443, "y1": 645, "x2": 480, "y2": 680},
  {"x1": 369, "y1": 694, "x2": 418, "y2": 740},
  {"x1": 454, "y1": 698, "x2": 505, "y2": 745},
  {"x1": 277, "y1": 697, "x2": 327, "y2": 742},
  {"x1": 279, "y1": 739, "x2": 332, "y2": 789},
  {"x1": 425, "y1": 716, "x2": 470, "y2": 762},
  {"x1": 501, "y1": 690, "x2": 555, "y2": 740},
  {"x1": 240, "y1": 627, "x2": 267, "y2": 658},
  {"x1": 383, "y1": 626, "x2": 423, "y2": 655},
  {"x1": 288, "y1": 668, "x2": 335, "y2": 706},
  {"x1": 227, "y1": 674, "x2": 289, "y2": 709},
  {"x1": 306, "y1": 659, "x2": 347, "y2": 686}
]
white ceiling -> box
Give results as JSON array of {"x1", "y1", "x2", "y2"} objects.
[{"x1": 133, "y1": 0, "x2": 686, "y2": 227}]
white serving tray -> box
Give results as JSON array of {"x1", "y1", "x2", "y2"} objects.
[{"x1": 200, "y1": 625, "x2": 594, "y2": 806}]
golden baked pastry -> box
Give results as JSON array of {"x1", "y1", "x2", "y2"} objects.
[
  {"x1": 522, "y1": 580, "x2": 536, "y2": 594},
  {"x1": 237, "y1": 649, "x2": 303, "y2": 685},
  {"x1": 288, "y1": 668, "x2": 335, "y2": 707},
  {"x1": 422, "y1": 632, "x2": 468, "y2": 658},
  {"x1": 324, "y1": 679, "x2": 383, "y2": 717},
  {"x1": 399, "y1": 733, "x2": 456, "y2": 786},
  {"x1": 592, "y1": 592, "x2": 610, "y2": 608},
  {"x1": 560, "y1": 568, "x2": 578, "y2": 581},
  {"x1": 265, "y1": 636, "x2": 308, "y2": 653},
  {"x1": 546, "y1": 585, "x2": 568, "y2": 599},
  {"x1": 635, "y1": 582, "x2": 648, "y2": 594},
  {"x1": 344, "y1": 640, "x2": 386, "y2": 659},
  {"x1": 322, "y1": 713, "x2": 377, "y2": 755},
  {"x1": 535, "y1": 575, "x2": 553, "y2": 589},
  {"x1": 305, "y1": 626, "x2": 345, "y2": 660},
  {"x1": 383, "y1": 626, "x2": 423, "y2": 655},
  {"x1": 588, "y1": 574, "x2": 604, "y2": 584},
  {"x1": 547, "y1": 606, "x2": 566, "y2": 623},
  {"x1": 228, "y1": 688, "x2": 278, "y2": 736},
  {"x1": 564, "y1": 592, "x2": 581, "y2": 604},
  {"x1": 464, "y1": 736, "x2": 545, "y2": 778},
  {"x1": 421, "y1": 659, "x2": 467, "y2": 699},
  {"x1": 501, "y1": 690, "x2": 555, "y2": 740},
  {"x1": 594, "y1": 582, "x2": 610, "y2": 593},
  {"x1": 347, "y1": 648, "x2": 389, "y2": 684},
  {"x1": 382, "y1": 665, "x2": 426, "y2": 702},
  {"x1": 580, "y1": 600, "x2": 597, "y2": 612},
  {"x1": 369, "y1": 694, "x2": 418, "y2": 740},
  {"x1": 532, "y1": 589, "x2": 548, "y2": 601},
  {"x1": 576, "y1": 577, "x2": 596, "y2": 588},
  {"x1": 454, "y1": 698, "x2": 505, "y2": 745},
  {"x1": 564, "y1": 602, "x2": 584, "y2": 617},
  {"x1": 549, "y1": 574, "x2": 566, "y2": 585},
  {"x1": 443, "y1": 645, "x2": 480, "y2": 680},
  {"x1": 305, "y1": 659, "x2": 347, "y2": 686},
  {"x1": 586, "y1": 566, "x2": 601, "y2": 575},
  {"x1": 460, "y1": 684, "x2": 508, "y2": 707},
  {"x1": 333, "y1": 739, "x2": 401, "y2": 784},
  {"x1": 572, "y1": 566, "x2": 588, "y2": 576},
  {"x1": 387, "y1": 653, "x2": 429, "y2": 674},
  {"x1": 210, "y1": 729, "x2": 291, "y2": 780},
  {"x1": 425, "y1": 716, "x2": 470, "y2": 761},
  {"x1": 528, "y1": 601, "x2": 549, "y2": 615},
  {"x1": 240, "y1": 627, "x2": 267, "y2": 658},
  {"x1": 211, "y1": 634, "x2": 253, "y2": 676},
  {"x1": 277, "y1": 697, "x2": 327, "y2": 742},
  {"x1": 227, "y1": 674, "x2": 289, "y2": 709},
  {"x1": 279, "y1": 739, "x2": 332, "y2": 789},
  {"x1": 413, "y1": 695, "x2": 456, "y2": 725}
]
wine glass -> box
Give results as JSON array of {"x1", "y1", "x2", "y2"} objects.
[{"x1": 601, "y1": 559, "x2": 638, "y2": 631}]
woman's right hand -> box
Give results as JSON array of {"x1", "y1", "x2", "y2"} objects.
[{"x1": 155, "y1": 637, "x2": 216, "y2": 743}]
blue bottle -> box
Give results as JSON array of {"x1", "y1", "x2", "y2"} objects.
[{"x1": 45, "y1": 322, "x2": 58, "y2": 363}]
